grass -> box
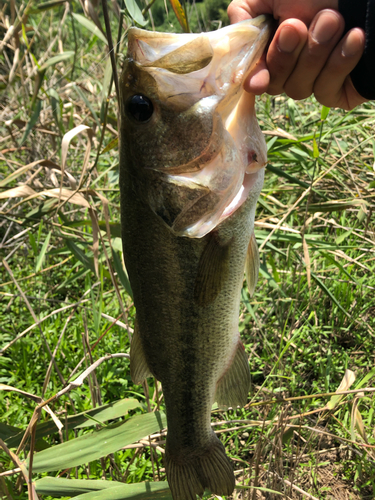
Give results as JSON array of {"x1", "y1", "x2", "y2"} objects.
[{"x1": 1, "y1": 0, "x2": 375, "y2": 499}]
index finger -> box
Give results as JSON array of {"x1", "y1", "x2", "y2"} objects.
[{"x1": 227, "y1": 0, "x2": 273, "y2": 23}]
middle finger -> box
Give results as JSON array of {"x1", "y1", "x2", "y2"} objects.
[{"x1": 284, "y1": 9, "x2": 345, "y2": 100}]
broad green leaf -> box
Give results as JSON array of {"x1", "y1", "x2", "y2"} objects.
[
  {"x1": 72, "y1": 13, "x2": 108, "y2": 45},
  {"x1": 35, "y1": 478, "x2": 171, "y2": 500},
  {"x1": 6, "y1": 399, "x2": 140, "y2": 448},
  {"x1": 76, "y1": 398, "x2": 139, "y2": 429},
  {"x1": 168, "y1": 0, "x2": 190, "y2": 32},
  {"x1": 113, "y1": 250, "x2": 133, "y2": 298},
  {"x1": 74, "y1": 482, "x2": 171, "y2": 500},
  {"x1": 20, "y1": 99, "x2": 42, "y2": 146},
  {"x1": 39, "y1": 51, "x2": 75, "y2": 71},
  {"x1": 29, "y1": 411, "x2": 167, "y2": 473},
  {"x1": 321, "y1": 105, "x2": 330, "y2": 120},
  {"x1": 335, "y1": 228, "x2": 353, "y2": 245},
  {"x1": 101, "y1": 137, "x2": 119, "y2": 154},
  {"x1": 124, "y1": 0, "x2": 148, "y2": 26},
  {"x1": 35, "y1": 477, "x2": 121, "y2": 495},
  {"x1": 35, "y1": 231, "x2": 52, "y2": 272},
  {"x1": 0, "y1": 422, "x2": 23, "y2": 441}
]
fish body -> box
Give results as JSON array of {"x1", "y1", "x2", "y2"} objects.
[{"x1": 119, "y1": 18, "x2": 272, "y2": 500}]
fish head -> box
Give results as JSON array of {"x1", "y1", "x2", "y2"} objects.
[{"x1": 120, "y1": 17, "x2": 273, "y2": 237}]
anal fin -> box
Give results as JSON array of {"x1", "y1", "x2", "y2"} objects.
[
  {"x1": 215, "y1": 341, "x2": 251, "y2": 408},
  {"x1": 246, "y1": 232, "x2": 260, "y2": 297},
  {"x1": 130, "y1": 318, "x2": 153, "y2": 384}
]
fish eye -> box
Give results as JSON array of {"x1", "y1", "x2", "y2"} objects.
[{"x1": 127, "y1": 95, "x2": 154, "y2": 122}]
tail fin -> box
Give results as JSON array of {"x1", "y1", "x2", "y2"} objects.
[{"x1": 165, "y1": 434, "x2": 235, "y2": 500}]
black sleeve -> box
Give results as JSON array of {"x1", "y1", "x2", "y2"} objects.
[{"x1": 339, "y1": 0, "x2": 375, "y2": 100}]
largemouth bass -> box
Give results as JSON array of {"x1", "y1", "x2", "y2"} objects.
[{"x1": 119, "y1": 17, "x2": 272, "y2": 500}]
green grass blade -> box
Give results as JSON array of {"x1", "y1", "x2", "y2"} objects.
[
  {"x1": 311, "y1": 272, "x2": 350, "y2": 318},
  {"x1": 29, "y1": 411, "x2": 167, "y2": 473},
  {"x1": 20, "y1": 99, "x2": 42, "y2": 146},
  {"x1": 113, "y1": 250, "x2": 133, "y2": 298},
  {"x1": 6, "y1": 399, "x2": 141, "y2": 448},
  {"x1": 72, "y1": 13, "x2": 108, "y2": 45},
  {"x1": 35, "y1": 231, "x2": 52, "y2": 272},
  {"x1": 34, "y1": 478, "x2": 171, "y2": 500},
  {"x1": 39, "y1": 51, "x2": 75, "y2": 71}
]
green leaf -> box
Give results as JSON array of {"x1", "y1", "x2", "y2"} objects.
[
  {"x1": 168, "y1": 0, "x2": 190, "y2": 32},
  {"x1": 35, "y1": 477, "x2": 120, "y2": 496},
  {"x1": 321, "y1": 105, "x2": 330, "y2": 121},
  {"x1": 0, "y1": 422, "x2": 23, "y2": 441},
  {"x1": 35, "y1": 478, "x2": 171, "y2": 500},
  {"x1": 320, "y1": 251, "x2": 358, "y2": 285},
  {"x1": 20, "y1": 99, "x2": 42, "y2": 146},
  {"x1": 6, "y1": 399, "x2": 141, "y2": 448},
  {"x1": 101, "y1": 137, "x2": 119, "y2": 154},
  {"x1": 72, "y1": 13, "x2": 108, "y2": 44},
  {"x1": 65, "y1": 239, "x2": 96, "y2": 274},
  {"x1": 335, "y1": 228, "x2": 353, "y2": 245},
  {"x1": 113, "y1": 250, "x2": 133, "y2": 298},
  {"x1": 311, "y1": 272, "x2": 350, "y2": 318},
  {"x1": 29, "y1": 411, "x2": 167, "y2": 473},
  {"x1": 266, "y1": 164, "x2": 310, "y2": 189},
  {"x1": 35, "y1": 231, "x2": 52, "y2": 273},
  {"x1": 75, "y1": 398, "x2": 139, "y2": 429},
  {"x1": 124, "y1": 0, "x2": 148, "y2": 26},
  {"x1": 74, "y1": 84, "x2": 101, "y2": 129},
  {"x1": 74, "y1": 482, "x2": 172, "y2": 500},
  {"x1": 30, "y1": 0, "x2": 67, "y2": 13},
  {"x1": 39, "y1": 51, "x2": 75, "y2": 71}
]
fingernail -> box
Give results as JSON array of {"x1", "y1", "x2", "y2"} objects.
[
  {"x1": 278, "y1": 26, "x2": 300, "y2": 53},
  {"x1": 342, "y1": 29, "x2": 364, "y2": 57},
  {"x1": 311, "y1": 12, "x2": 340, "y2": 44}
]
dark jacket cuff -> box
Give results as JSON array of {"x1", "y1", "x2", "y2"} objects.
[{"x1": 339, "y1": 0, "x2": 375, "y2": 100}]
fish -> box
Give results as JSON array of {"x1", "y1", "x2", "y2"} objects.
[{"x1": 119, "y1": 16, "x2": 272, "y2": 500}]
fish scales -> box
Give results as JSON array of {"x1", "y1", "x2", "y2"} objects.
[{"x1": 119, "y1": 17, "x2": 273, "y2": 500}]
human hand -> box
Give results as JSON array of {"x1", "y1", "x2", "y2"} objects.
[{"x1": 227, "y1": 0, "x2": 368, "y2": 110}]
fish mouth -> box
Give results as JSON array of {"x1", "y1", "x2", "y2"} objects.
[{"x1": 127, "y1": 17, "x2": 273, "y2": 238}]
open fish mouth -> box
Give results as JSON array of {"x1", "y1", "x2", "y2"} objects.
[{"x1": 122, "y1": 17, "x2": 273, "y2": 238}]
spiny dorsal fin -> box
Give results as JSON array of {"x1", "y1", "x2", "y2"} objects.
[
  {"x1": 194, "y1": 232, "x2": 231, "y2": 307},
  {"x1": 215, "y1": 341, "x2": 251, "y2": 408},
  {"x1": 130, "y1": 318, "x2": 153, "y2": 384},
  {"x1": 245, "y1": 232, "x2": 260, "y2": 297}
]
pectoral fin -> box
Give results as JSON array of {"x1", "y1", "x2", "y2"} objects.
[
  {"x1": 130, "y1": 319, "x2": 153, "y2": 384},
  {"x1": 245, "y1": 232, "x2": 260, "y2": 297},
  {"x1": 215, "y1": 341, "x2": 251, "y2": 408},
  {"x1": 194, "y1": 232, "x2": 231, "y2": 307}
]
